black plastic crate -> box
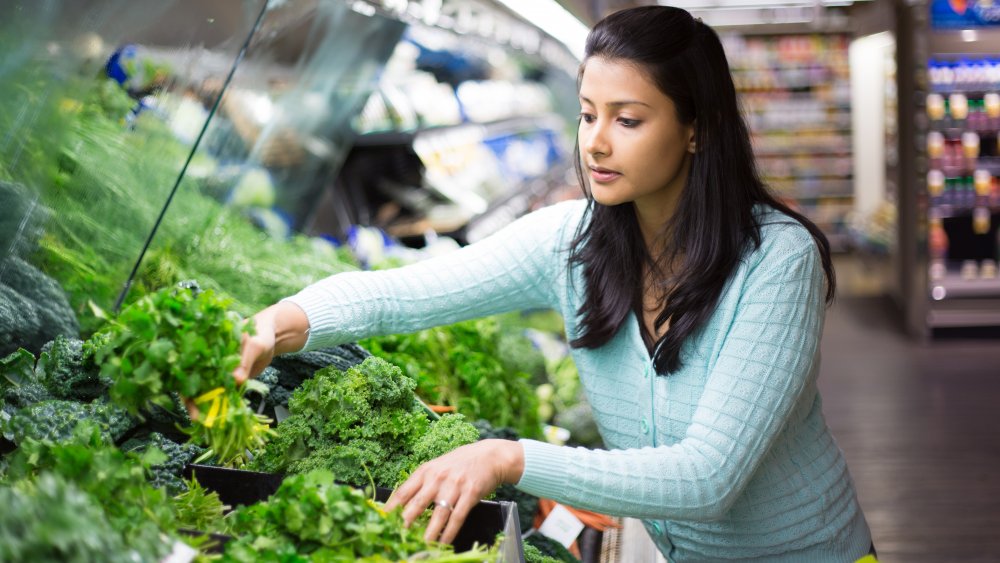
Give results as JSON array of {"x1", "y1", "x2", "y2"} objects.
[{"x1": 183, "y1": 464, "x2": 525, "y2": 562}]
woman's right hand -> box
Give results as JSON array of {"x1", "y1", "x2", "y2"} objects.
[{"x1": 234, "y1": 301, "x2": 311, "y2": 383}]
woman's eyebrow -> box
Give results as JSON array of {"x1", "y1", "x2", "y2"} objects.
[{"x1": 579, "y1": 95, "x2": 652, "y2": 108}]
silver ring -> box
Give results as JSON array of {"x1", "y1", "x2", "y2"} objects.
[{"x1": 435, "y1": 499, "x2": 453, "y2": 511}]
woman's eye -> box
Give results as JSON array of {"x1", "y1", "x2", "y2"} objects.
[
  {"x1": 619, "y1": 118, "x2": 641, "y2": 128},
  {"x1": 578, "y1": 113, "x2": 596, "y2": 124}
]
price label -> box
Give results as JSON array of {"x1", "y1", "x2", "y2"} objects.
[{"x1": 537, "y1": 503, "x2": 585, "y2": 548}]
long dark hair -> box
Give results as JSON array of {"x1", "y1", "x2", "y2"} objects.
[{"x1": 568, "y1": 6, "x2": 835, "y2": 375}]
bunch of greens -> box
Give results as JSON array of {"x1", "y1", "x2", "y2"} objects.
[
  {"x1": 221, "y1": 469, "x2": 492, "y2": 563},
  {"x1": 250, "y1": 356, "x2": 479, "y2": 488},
  {"x1": 1, "y1": 422, "x2": 184, "y2": 562},
  {"x1": 362, "y1": 317, "x2": 542, "y2": 439},
  {"x1": 90, "y1": 283, "x2": 272, "y2": 466}
]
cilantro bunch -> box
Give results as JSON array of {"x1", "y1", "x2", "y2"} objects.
[
  {"x1": 90, "y1": 284, "x2": 273, "y2": 465},
  {"x1": 221, "y1": 470, "x2": 492, "y2": 562}
]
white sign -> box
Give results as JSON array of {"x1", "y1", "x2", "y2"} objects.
[{"x1": 537, "y1": 503, "x2": 585, "y2": 548}]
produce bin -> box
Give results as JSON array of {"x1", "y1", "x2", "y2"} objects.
[{"x1": 184, "y1": 464, "x2": 525, "y2": 562}]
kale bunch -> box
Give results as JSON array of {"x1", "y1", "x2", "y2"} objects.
[
  {"x1": 250, "y1": 357, "x2": 478, "y2": 488},
  {"x1": 120, "y1": 432, "x2": 205, "y2": 495},
  {"x1": 362, "y1": 317, "x2": 542, "y2": 439},
  {"x1": 0, "y1": 256, "x2": 78, "y2": 357}
]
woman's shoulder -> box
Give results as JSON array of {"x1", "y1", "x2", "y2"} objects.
[{"x1": 751, "y1": 204, "x2": 820, "y2": 262}]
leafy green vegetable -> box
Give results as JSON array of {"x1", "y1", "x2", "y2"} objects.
[
  {"x1": 523, "y1": 541, "x2": 564, "y2": 563},
  {"x1": 2, "y1": 422, "x2": 183, "y2": 561},
  {"x1": 0, "y1": 472, "x2": 134, "y2": 563},
  {"x1": 172, "y1": 477, "x2": 228, "y2": 534},
  {"x1": 1, "y1": 255, "x2": 79, "y2": 354},
  {"x1": 362, "y1": 317, "x2": 542, "y2": 438},
  {"x1": 250, "y1": 357, "x2": 478, "y2": 488},
  {"x1": 2, "y1": 398, "x2": 137, "y2": 445},
  {"x1": 525, "y1": 533, "x2": 579, "y2": 563},
  {"x1": 120, "y1": 432, "x2": 206, "y2": 495},
  {"x1": 36, "y1": 336, "x2": 108, "y2": 401},
  {"x1": 221, "y1": 470, "x2": 492, "y2": 562},
  {"x1": 90, "y1": 283, "x2": 272, "y2": 465}
]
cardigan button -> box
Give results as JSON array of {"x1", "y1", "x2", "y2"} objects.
[
  {"x1": 651, "y1": 522, "x2": 664, "y2": 535},
  {"x1": 640, "y1": 418, "x2": 649, "y2": 434}
]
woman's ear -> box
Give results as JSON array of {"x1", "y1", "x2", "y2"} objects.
[{"x1": 687, "y1": 122, "x2": 697, "y2": 154}]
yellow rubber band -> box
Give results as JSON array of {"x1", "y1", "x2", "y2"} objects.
[
  {"x1": 203, "y1": 396, "x2": 222, "y2": 428},
  {"x1": 194, "y1": 387, "x2": 226, "y2": 404},
  {"x1": 217, "y1": 395, "x2": 229, "y2": 427}
]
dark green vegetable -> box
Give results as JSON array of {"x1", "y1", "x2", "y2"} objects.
[
  {"x1": 36, "y1": 336, "x2": 108, "y2": 401},
  {"x1": 250, "y1": 357, "x2": 478, "y2": 488},
  {"x1": 2, "y1": 399, "x2": 137, "y2": 445},
  {"x1": 0, "y1": 473, "x2": 134, "y2": 563},
  {"x1": 0, "y1": 284, "x2": 43, "y2": 357},
  {"x1": 523, "y1": 541, "x2": 563, "y2": 563},
  {"x1": 120, "y1": 432, "x2": 205, "y2": 495},
  {"x1": 362, "y1": 317, "x2": 542, "y2": 438},
  {"x1": 2, "y1": 422, "x2": 182, "y2": 561},
  {"x1": 1, "y1": 256, "x2": 79, "y2": 353},
  {"x1": 90, "y1": 283, "x2": 273, "y2": 466},
  {"x1": 171, "y1": 477, "x2": 228, "y2": 534},
  {"x1": 525, "y1": 533, "x2": 580, "y2": 563},
  {"x1": 221, "y1": 469, "x2": 491, "y2": 562},
  {"x1": 268, "y1": 344, "x2": 372, "y2": 389}
]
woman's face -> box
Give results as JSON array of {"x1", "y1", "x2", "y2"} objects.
[{"x1": 578, "y1": 57, "x2": 694, "y2": 216}]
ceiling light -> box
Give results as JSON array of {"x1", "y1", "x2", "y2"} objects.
[{"x1": 492, "y1": 0, "x2": 589, "y2": 59}]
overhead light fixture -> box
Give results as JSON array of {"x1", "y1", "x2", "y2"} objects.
[{"x1": 492, "y1": 0, "x2": 589, "y2": 59}]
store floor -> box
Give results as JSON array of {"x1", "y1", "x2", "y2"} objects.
[{"x1": 818, "y1": 256, "x2": 1000, "y2": 562}]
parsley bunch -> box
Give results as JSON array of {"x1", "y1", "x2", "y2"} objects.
[
  {"x1": 90, "y1": 284, "x2": 273, "y2": 465},
  {"x1": 222, "y1": 470, "x2": 492, "y2": 562}
]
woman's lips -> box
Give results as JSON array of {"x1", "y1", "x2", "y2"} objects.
[{"x1": 589, "y1": 166, "x2": 621, "y2": 183}]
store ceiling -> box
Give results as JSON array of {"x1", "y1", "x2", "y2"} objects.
[{"x1": 552, "y1": 0, "x2": 860, "y2": 29}]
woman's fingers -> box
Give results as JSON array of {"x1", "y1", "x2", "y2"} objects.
[
  {"x1": 422, "y1": 491, "x2": 460, "y2": 543},
  {"x1": 385, "y1": 468, "x2": 424, "y2": 513},
  {"x1": 438, "y1": 493, "x2": 478, "y2": 545}
]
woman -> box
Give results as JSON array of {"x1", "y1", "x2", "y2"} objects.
[{"x1": 235, "y1": 6, "x2": 873, "y2": 561}]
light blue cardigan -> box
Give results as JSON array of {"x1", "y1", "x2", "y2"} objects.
[{"x1": 286, "y1": 199, "x2": 872, "y2": 562}]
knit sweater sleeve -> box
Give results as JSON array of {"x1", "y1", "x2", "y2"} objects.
[
  {"x1": 281, "y1": 201, "x2": 579, "y2": 350},
  {"x1": 515, "y1": 234, "x2": 826, "y2": 521}
]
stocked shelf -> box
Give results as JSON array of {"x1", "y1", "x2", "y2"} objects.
[
  {"x1": 724, "y1": 32, "x2": 854, "y2": 248},
  {"x1": 930, "y1": 271, "x2": 1000, "y2": 299}
]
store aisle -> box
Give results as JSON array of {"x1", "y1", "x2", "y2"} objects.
[{"x1": 818, "y1": 283, "x2": 1000, "y2": 561}]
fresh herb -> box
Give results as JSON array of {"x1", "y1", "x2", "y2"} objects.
[
  {"x1": 221, "y1": 470, "x2": 492, "y2": 562},
  {"x1": 90, "y1": 284, "x2": 273, "y2": 465}
]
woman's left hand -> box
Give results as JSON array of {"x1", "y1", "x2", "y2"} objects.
[{"x1": 385, "y1": 439, "x2": 525, "y2": 545}]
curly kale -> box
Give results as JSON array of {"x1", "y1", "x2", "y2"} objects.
[
  {"x1": 523, "y1": 541, "x2": 563, "y2": 563},
  {"x1": 0, "y1": 256, "x2": 78, "y2": 355},
  {"x1": 36, "y1": 336, "x2": 108, "y2": 401},
  {"x1": 268, "y1": 344, "x2": 371, "y2": 390},
  {"x1": 251, "y1": 357, "x2": 477, "y2": 488},
  {"x1": 2, "y1": 399, "x2": 138, "y2": 445},
  {"x1": 120, "y1": 432, "x2": 205, "y2": 495},
  {"x1": 525, "y1": 533, "x2": 580, "y2": 563},
  {"x1": 409, "y1": 413, "x2": 481, "y2": 468},
  {"x1": 0, "y1": 473, "x2": 133, "y2": 563}
]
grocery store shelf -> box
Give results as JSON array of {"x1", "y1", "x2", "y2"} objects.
[
  {"x1": 930, "y1": 273, "x2": 1000, "y2": 299},
  {"x1": 928, "y1": 298, "x2": 1000, "y2": 327},
  {"x1": 756, "y1": 149, "x2": 853, "y2": 157},
  {"x1": 931, "y1": 204, "x2": 1000, "y2": 218}
]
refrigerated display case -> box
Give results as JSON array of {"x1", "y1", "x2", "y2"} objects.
[{"x1": 896, "y1": 0, "x2": 1000, "y2": 335}]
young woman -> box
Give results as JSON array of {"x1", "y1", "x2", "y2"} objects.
[{"x1": 235, "y1": 6, "x2": 873, "y2": 561}]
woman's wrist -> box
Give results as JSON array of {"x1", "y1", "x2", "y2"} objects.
[
  {"x1": 259, "y1": 301, "x2": 311, "y2": 355},
  {"x1": 494, "y1": 439, "x2": 526, "y2": 484}
]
